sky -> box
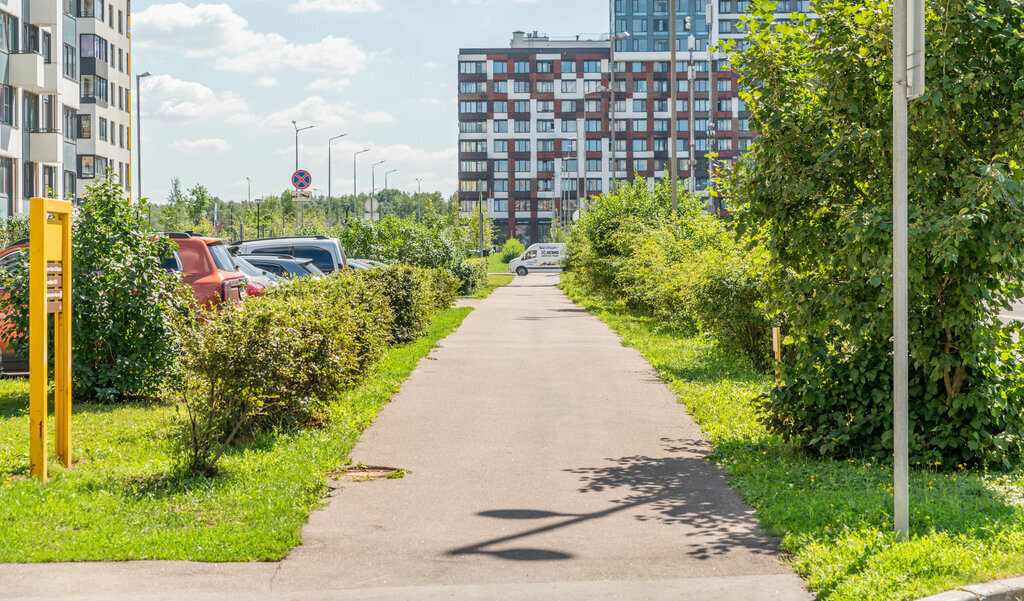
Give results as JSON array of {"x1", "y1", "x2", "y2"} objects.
[{"x1": 131, "y1": 0, "x2": 609, "y2": 204}]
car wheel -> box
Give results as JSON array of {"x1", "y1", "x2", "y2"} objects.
[{"x1": 516, "y1": 266, "x2": 528, "y2": 276}]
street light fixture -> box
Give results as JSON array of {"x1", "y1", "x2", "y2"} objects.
[
  {"x1": 353, "y1": 149, "x2": 369, "y2": 221},
  {"x1": 383, "y1": 169, "x2": 397, "y2": 217},
  {"x1": 371, "y1": 160, "x2": 386, "y2": 221},
  {"x1": 135, "y1": 71, "x2": 152, "y2": 208},
  {"x1": 327, "y1": 133, "x2": 347, "y2": 227},
  {"x1": 291, "y1": 120, "x2": 315, "y2": 172}
]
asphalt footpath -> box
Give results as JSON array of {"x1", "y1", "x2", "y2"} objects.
[{"x1": 1, "y1": 272, "x2": 812, "y2": 601}]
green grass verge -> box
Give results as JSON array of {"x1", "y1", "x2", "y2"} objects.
[
  {"x1": 462, "y1": 272, "x2": 514, "y2": 300},
  {"x1": 561, "y1": 274, "x2": 1024, "y2": 601},
  {"x1": 0, "y1": 307, "x2": 471, "y2": 562},
  {"x1": 486, "y1": 253, "x2": 510, "y2": 274}
]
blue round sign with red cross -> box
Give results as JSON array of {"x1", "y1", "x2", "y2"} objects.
[{"x1": 292, "y1": 170, "x2": 312, "y2": 190}]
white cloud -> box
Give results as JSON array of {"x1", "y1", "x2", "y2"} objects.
[
  {"x1": 361, "y1": 110, "x2": 395, "y2": 123},
  {"x1": 260, "y1": 96, "x2": 355, "y2": 129},
  {"x1": 288, "y1": 0, "x2": 382, "y2": 13},
  {"x1": 169, "y1": 138, "x2": 232, "y2": 154},
  {"x1": 307, "y1": 77, "x2": 352, "y2": 94},
  {"x1": 134, "y1": 3, "x2": 371, "y2": 74},
  {"x1": 142, "y1": 75, "x2": 251, "y2": 122},
  {"x1": 422, "y1": 61, "x2": 443, "y2": 69},
  {"x1": 253, "y1": 76, "x2": 278, "y2": 88}
]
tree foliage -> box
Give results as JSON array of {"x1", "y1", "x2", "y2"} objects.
[{"x1": 728, "y1": 0, "x2": 1024, "y2": 465}]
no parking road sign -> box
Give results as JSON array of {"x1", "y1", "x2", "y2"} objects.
[{"x1": 292, "y1": 170, "x2": 311, "y2": 190}]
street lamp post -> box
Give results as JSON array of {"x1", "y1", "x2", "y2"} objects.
[
  {"x1": 135, "y1": 71, "x2": 152, "y2": 208},
  {"x1": 608, "y1": 31, "x2": 630, "y2": 193},
  {"x1": 328, "y1": 133, "x2": 347, "y2": 228},
  {"x1": 245, "y1": 177, "x2": 251, "y2": 239},
  {"x1": 414, "y1": 177, "x2": 423, "y2": 222},
  {"x1": 670, "y1": 1, "x2": 678, "y2": 215},
  {"x1": 383, "y1": 169, "x2": 397, "y2": 218},
  {"x1": 688, "y1": 34, "x2": 696, "y2": 195},
  {"x1": 371, "y1": 160, "x2": 386, "y2": 221},
  {"x1": 291, "y1": 121, "x2": 315, "y2": 172},
  {"x1": 353, "y1": 149, "x2": 369, "y2": 220}
]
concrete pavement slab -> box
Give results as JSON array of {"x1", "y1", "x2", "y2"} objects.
[{"x1": 1, "y1": 273, "x2": 812, "y2": 601}]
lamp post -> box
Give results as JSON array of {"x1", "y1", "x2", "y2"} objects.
[
  {"x1": 608, "y1": 31, "x2": 630, "y2": 193},
  {"x1": 353, "y1": 148, "x2": 369, "y2": 220},
  {"x1": 291, "y1": 121, "x2": 315, "y2": 172},
  {"x1": 245, "y1": 177, "x2": 251, "y2": 239},
  {"x1": 688, "y1": 33, "x2": 696, "y2": 195},
  {"x1": 670, "y1": 1, "x2": 678, "y2": 214},
  {"x1": 414, "y1": 177, "x2": 423, "y2": 222},
  {"x1": 383, "y1": 169, "x2": 397, "y2": 218},
  {"x1": 135, "y1": 71, "x2": 152, "y2": 208},
  {"x1": 371, "y1": 160, "x2": 385, "y2": 221},
  {"x1": 327, "y1": 133, "x2": 346, "y2": 228}
]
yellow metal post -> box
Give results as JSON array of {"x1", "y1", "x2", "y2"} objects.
[
  {"x1": 29, "y1": 197, "x2": 74, "y2": 480},
  {"x1": 29, "y1": 199, "x2": 49, "y2": 480}
]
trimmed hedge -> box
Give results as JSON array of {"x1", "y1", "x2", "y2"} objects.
[{"x1": 455, "y1": 258, "x2": 488, "y2": 295}]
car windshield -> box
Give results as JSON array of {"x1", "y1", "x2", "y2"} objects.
[
  {"x1": 300, "y1": 261, "x2": 326, "y2": 276},
  {"x1": 208, "y1": 243, "x2": 239, "y2": 272},
  {"x1": 233, "y1": 256, "x2": 264, "y2": 277}
]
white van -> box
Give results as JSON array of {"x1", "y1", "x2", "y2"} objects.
[{"x1": 509, "y1": 243, "x2": 566, "y2": 276}]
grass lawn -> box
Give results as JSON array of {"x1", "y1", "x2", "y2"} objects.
[
  {"x1": 486, "y1": 253, "x2": 510, "y2": 274},
  {"x1": 0, "y1": 307, "x2": 471, "y2": 562},
  {"x1": 462, "y1": 271, "x2": 514, "y2": 300},
  {"x1": 562, "y1": 274, "x2": 1024, "y2": 601}
]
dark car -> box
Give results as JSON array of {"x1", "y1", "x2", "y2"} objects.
[{"x1": 239, "y1": 255, "x2": 325, "y2": 279}]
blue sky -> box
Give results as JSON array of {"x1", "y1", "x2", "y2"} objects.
[{"x1": 132, "y1": 0, "x2": 609, "y2": 204}]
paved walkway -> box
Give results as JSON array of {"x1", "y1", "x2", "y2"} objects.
[{"x1": 2, "y1": 274, "x2": 811, "y2": 601}]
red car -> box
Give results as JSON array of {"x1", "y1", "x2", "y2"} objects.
[{"x1": 164, "y1": 233, "x2": 248, "y2": 307}]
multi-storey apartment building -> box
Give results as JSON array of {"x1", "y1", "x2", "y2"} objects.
[
  {"x1": 0, "y1": 0, "x2": 81, "y2": 216},
  {"x1": 75, "y1": 0, "x2": 131, "y2": 200},
  {"x1": 458, "y1": 1, "x2": 814, "y2": 244}
]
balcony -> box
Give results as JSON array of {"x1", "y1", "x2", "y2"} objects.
[
  {"x1": 42, "y1": 62, "x2": 61, "y2": 92},
  {"x1": 28, "y1": 2, "x2": 59, "y2": 25},
  {"x1": 9, "y1": 53, "x2": 45, "y2": 89},
  {"x1": 30, "y1": 131, "x2": 63, "y2": 164}
]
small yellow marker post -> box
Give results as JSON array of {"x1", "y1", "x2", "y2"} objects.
[{"x1": 29, "y1": 197, "x2": 73, "y2": 481}]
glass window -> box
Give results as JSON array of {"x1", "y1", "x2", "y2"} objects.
[
  {"x1": 78, "y1": 114, "x2": 92, "y2": 138},
  {"x1": 633, "y1": 99, "x2": 645, "y2": 112},
  {"x1": 586, "y1": 139, "x2": 602, "y2": 152},
  {"x1": 632, "y1": 119, "x2": 647, "y2": 132},
  {"x1": 513, "y1": 139, "x2": 530, "y2": 153},
  {"x1": 0, "y1": 85, "x2": 13, "y2": 126},
  {"x1": 514, "y1": 61, "x2": 530, "y2": 73},
  {"x1": 80, "y1": 34, "x2": 109, "y2": 62},
  {"x1": 493, "y1": 81, "x2": 508, "y2": 94},
  {"x1": 560, "y1": 100, "x2": 576, "y2": 112},
  {"x1": 561, "y1": 61, "x2": 575, "y2": 73},
  {"x1": 514, "y1": 80, "x2": 531, "y2": 93},
  {"x1": 0, "y1": 11, "x2": 17, "y2": 53},
  {"x1": 494, "y1": 120, "x2": 508, "y2": 133},
  {"x1": 494, "y1": 159, "x2": 508, "y2": 172},
  {"x1": 459, "y1": 61, "x2": 485, "y2": 74},
  {"x1": 538, "y1": 140, "x2": 554, "y2": 152},
  {"x1": 493, "y1": 60, "x2": 507, "y2": 74},
  {"x1": 98, "y1": 117, "x2": 108, "y2": 141},
  {"x1": 493, "y1": 140, "x2": 507, "y2": 153},
  {"x1": 515, "y1": 180, "x2": 531, "y2": 192},
  {"x1": 63, "y1": 43, "x2": 77, "y2": 80},
  {"x1": 493, "y1": 100, "x2": 507, "y2": 113},
  {"x1": 537, "y1": 100, "x2": 554, "y2": 113},
  {"x1": 536, "y1": 81, "x2": 554, "y2": 94},
  {"x1": 538, "y1": 159, "x2": 554, "y2": 172},
  {"x1": 81, "y1": 74, "x2": 109, "y2": 102},
  {"x1": 514, "y1": 159, "x2": 531, "y2": 172},
  {"x1": 633, "y1": 80, "x2": 647, "y2": 92},
  {"x1": 583, "y1": 60, "x2": 601, "y2": 73},
  {"x1": 513, "y1": 120, "x2": 530, "y2": 133},
  {"x1": 494, "y1": 179, "x2": 508, "y2": 192},
  {"x1": 561, "y1": 80, "x2": 577, "y2": 94},
  {"x1": 561, "y1": 120, "x2": 577, "y2": 133},
  {"x1": 536, "y1": 61, "x2": 553, "y2": 73},
  {"x1": 537, "y1": 120, "x2": 554, "y2": 133}
]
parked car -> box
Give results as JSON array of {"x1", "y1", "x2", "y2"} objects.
[
  {"x1": 239, "y1": 254, "x2": 326, "y2": 279},
  {"x1": 230, "y1": 235, "x2": 348, "y2": 273},
  {"x1": 355, "y1": 259, "x2": 388, "y2": 268},
  {"x1": 508, "y1": 243, "x2": 567, "y2": 276},
  {"x1": 165, "y1": 233, "x2": 248, "y2": 306},
  {"x1": 233, "y1": 256, "x2": 277, "y2": 296},
  {"x1": 346, "y1": 259, "x2": 371, "y2": 270}
]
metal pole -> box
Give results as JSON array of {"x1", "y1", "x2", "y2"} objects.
[
  {"x1": 478, "y1": 189, "x2": 484, "y2": 254},
  {"x1": 688, "y1": 35, "x2": 696, "y2": 195},
  {"x1": 328, "y1": 134, "x2": 347, "y2": 228},
  {"x1": 609, "y1": 31, "x2": 616, "y2": 193},
  {"x1": 893, "y1": 0, "x2": 909, "y2": 543},
  {"x1": 670, "y1": 0, "x2": 678, "y2": 214},
  {"x1": 135, "y1": 71, "x2": 151, "y2": 207},
  {"x1": 354, "y1": 149, "x2": 369, "y2": 220}
]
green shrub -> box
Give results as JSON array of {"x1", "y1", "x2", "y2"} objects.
[
  {"x1": 420, "y1": 267, "x2": 460, "y2": 311},
  {"x1": 455, "y1": 258, "x2": 488, "y2": 295},
  {"x1": 360, "y1": 266, "x2": 439, "y2": 344},
  {"x1": 499, "y1": 238, "x2": 525, "y2": 263},
  {"x1": 1, "y1": 176, "x2": 186, "y2": 402}
]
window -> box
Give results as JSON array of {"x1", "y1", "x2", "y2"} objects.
[
  {"x1": 632, "y1": 159, "x2": 646, "y2": 173},
  {"x1": 536, "y1": 60, "x2": 553, "y2": 73},
  {"x1": 459, "y1": 101, "x2": 487, "y2": 113},
  {"x1": 633, "y1": 80, "x2": 647, "y2": 93},
  {"x1": 23, "y1": 93, "x2": 39, "y2": 132},
  {"x1": 81, "y1": 74, "x2": 109, "y2": 103},
  {"x1": 583, "y1": 60, "x2": 601, "y2": 73},
  {"x1": 513, "y1": 80, "x2": 531, "y2": 94},
  {"x1": 494, "y1": 198, "x2": 508, "y2": 212},
  {"x1": 461, "y1": 140, "x2": 486, "y2": 153},
  {"x1": 460, "y1": 161, "x2": 487, "y2": 172},
  {"x1": 493, "y1": 100, "x2": 507, "y2": 113},
  {"x1": 513, "y1": 100, "x2": 530, "y2": 113},
  {"x1": 653, "y1": 99, "x2": 668, "y2": 112},
  {"x1": 585, "y1": 119, "x2": 602, "y2": 132},
  {"x1": 78, "y1": 155, "x2": 107, "y2": 180},
  {"x1": 460, "y1": 81, "x2": 485, "y2": 93},
  {"x1": 493, "y1": 120, "x2": 508, "y2": 133},
  {"x1": 118, "y1": 48, "x2": 123, "y2": 72},
  {"x1": 632, "y1": 119, "x2": 647, "y2": 132},
  {"x1": 614, "y1": 119, "x2": 627, "y2": 132},
  {"x1": 513, "y1": 119, "x2": 530, "y2": 133},
  {"x1": 98, "y1": 116, "x2": 107, "y2": 141},
  {"x1": 677, "y1": 99, "x2": 688, "y2": 112},
  {"x1": 653, "y1": 138, "x2": 667, "y2": 152},
  {"x1": 538, "y1": 179, "x2": 554, "y2": 192},
  {"x1": 586, "y1": 179, "x2": 602, "y2": 193},
  {"x1": 80, "y1": 34, "x2": 109, "y2": 62},
  {"x1": 614, "y1": 99, "x2": 626, "y2": 113},
  {"x1": 63, "y1": 106, "x2": 76, "y2": 142},
  {"x1": 537, "y1": 100, "x2": 554, "y2": 113},
  {"x1": 695, "y1": 78, "x2": 710, "y2": 92},
  {"x1": 118, "y1": 9, "x2": 124, "y2": 33},
  {"x1": 494, "y1": 179, "x2": 508, "y2": 193},
  {"x1": 63, "y1": 43, "x2": 76, "y2": 80},
  {"x1": 695, "y1": 99, "x2": 709, "y2": 111},
  {"x1": 677, "y1": 79, "x2": 689, "y2": 93},
  {"x1": 695, "y1": 118, "x2": 708, "y2": 131},
  {"x1": 632, "y1": 139, "x2": 648, "y2": 152},
  {"x1": 459, "y1": 61, "x2": 485, "y2": 74},
  {"x1": 513, "y1": 139, "x2": 530, "y2": 153},
  {"x1": 538, "y1": 140, "x2": 554, "y2": 152},
  {"x1": 632, "y1": 99, "x2": 645, "y2": 112},
  {"x1": 561, "y1": 61, "x2": 575, "y2": 73},
  {"x1": 717, "y1": 78, "x2": 732, "y2": 92},
  {"x1": 493, "y1": 60, "x2": 507, "y2": 74},
  {"x1": 615, "y1": 139, "x2": 627, "y2": 152},
  {"x1": 493, "y1": 81, "x2": 508, "y2": 94},
  {"x1": 631, "y1": 62, "x2": 645, "y2": 73},
  {"x1": 739, "y1": 137, "x2": 753, "y2": 151},
  {"x1": 537, "y1": 120, "x2": 555, "y2": 133},
  {"x1": 694, "y1": 61, "x2": 709, "y2": 72},
  {"x1": 561, "y1": 80, "x2": 577, "y2": 94},
  {"x1": 718, "y1": 98, "x2": 733, "y2": 112},
  {"x1": 653, "y1": 79, "x2": 668, "y2": 92},
  {"x1": 119, "y1": 123, "x2": 124, "y2": 148},
  {"x1": 586, "y1": 159, "x2": 602, "y2": 172},
  {"x1": 459, "y1": 180, "x2": 487, "y2": 192},
  {"x1": 515, "y1": 180, "x2": 531, "y2": 192},
  {"x1": 563, "y1": 159, "x2": 578, "y2": 173},
  {"x1": 561, "y1": 178, "x2": 578, "y2": 192},
  {"x1": 586, "y1": 139, "x2": 602, "y2": 152},
  {"x1": 494, "y1": 159, "x2": 508, "y2": 172},
  {"x1": 0, "y1": 86, "x2": 13, "y2": 126},
  {"x1": 737, "y1": 97, "x2": 748, "y2": 111},
  {"x1": 536, "y1": 81, "x2": 554, "y2": 94},
  {"x1": 538, "y1": 159, "x2": 554, "y2": 172},
  {"x1": 492, "y1": 140, "x2": 507, "y2": 153},
  {"x1": 514, "y1": 61, "x2": 530, "y2": 73},
  {"x1": 560, "y1": 100, "x2": 577, "y2": 113},
  {"x1": 585, "y1": 99, "x2": 601, "y2": 113},
  {"x1": 562, "y1": 139, "x2": 577, "y2": 152},
  {"x1": 514, "y1": 159, "x2": 531, "y2": 172},
  {"x1": 739, "y1": 118, "x2": 750, "y2": 131},
  {"x1": 717, "y1": 118, "x2": 733, "y2": 131},
  {"x1": 695, "y1": 138, "x2": 709, "y2": 151},
  {"x1": 718, "y1": 138, "x2": 733, "y2": 151},
  {"x1": 653, "y1": 118, "x2": 669, "y2": 132},
  {"x1": 561, "y1": 120, "x2": 577, "y2": 133},
  {"x1": 459, "y1": 120, "x2": 486, "y2": 133},
  {"x1": 0, "y1": 11, "x2": 17, "y2": 53}
]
